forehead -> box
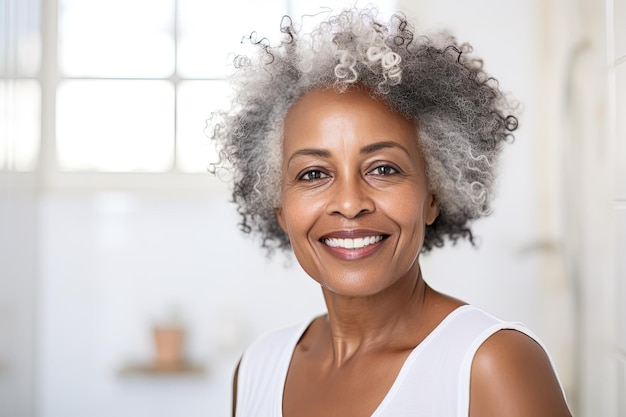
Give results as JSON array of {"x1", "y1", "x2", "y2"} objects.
[
  {"x1": 285, "y1": 87, "x2": 413, "y2": 126},
  {"x1": 282, "y1": 87, "x2": 418, "y2": 150}
]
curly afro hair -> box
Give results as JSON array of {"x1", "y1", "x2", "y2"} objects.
[{"x1": 209, "y1": 7, "x2": 518, "y2": 256}]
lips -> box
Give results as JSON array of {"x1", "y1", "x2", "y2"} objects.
[{"x1": 319, "y1": 231, "x2": 388, "y2": 261}]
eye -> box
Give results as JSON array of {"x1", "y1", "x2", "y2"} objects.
[
  {"x1": 369, "y1": 165, "x2": 399, "y2": 176},
  {"x1": 298, "y1": 169, "x2": 329, "y2": 181}
]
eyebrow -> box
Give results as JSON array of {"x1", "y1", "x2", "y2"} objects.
[
  {"x1": 360, "y1": 141, "x2": 411, "y2": 157},
  {"x1": 287, "y1": 141, "x2": 411, "y2": 166},
  {"x1": 287, "y1": 148, "x2": 331, "y2": 167}
]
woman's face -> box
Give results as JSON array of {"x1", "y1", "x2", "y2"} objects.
[{"x1": 275, "y1": 87, "x2": 439, "y2": 297}]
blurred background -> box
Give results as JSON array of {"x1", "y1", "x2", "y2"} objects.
[{"x1": 0, "y1": 0, "x2": 623, "y2": 415}]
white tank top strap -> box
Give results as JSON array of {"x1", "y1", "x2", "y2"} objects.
[{"x1": 236, "y1": 319, "x2": 312, "y2": 417}]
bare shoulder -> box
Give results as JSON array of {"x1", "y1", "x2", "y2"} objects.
[{"x1": 469, "y1": 329, "x2": 571, "y2": 417}]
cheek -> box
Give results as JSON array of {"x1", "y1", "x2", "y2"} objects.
[
  {"x1": 387, "y1": 191, "x2": 429, "y2": 224},
  {"x1": 391, "y1": 195, "x2": 432, "y2": 253},
  {"x1": 278, "y1": 194, "x2": 315, "y2": 238}
]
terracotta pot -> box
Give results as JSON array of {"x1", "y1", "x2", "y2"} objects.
[{"x1": 153, "y1": 326, "x2": 184, "y2": 369}]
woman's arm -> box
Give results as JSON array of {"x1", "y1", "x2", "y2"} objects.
[{"x1": 469, "y1": 329, "x2": 571, "y2": 417}]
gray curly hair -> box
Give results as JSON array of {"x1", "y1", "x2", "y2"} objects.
[{"x1": 209, "y1": 7, "x2": 518, "y2": 255}]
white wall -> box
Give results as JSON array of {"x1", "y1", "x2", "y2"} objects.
[
  {"x1": 615, "y1": 0, "x2": 626, "y2": 413},
  {"x1": 0, "y1": 174, "x2": 37, "y2": 417},
  {"x1": 570, "y1": 0, "x2": 625, "y2": 415}
]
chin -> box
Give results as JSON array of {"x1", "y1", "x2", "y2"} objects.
[{"x1": 318, "y1": 273, "x2": 400, "y2": 298}]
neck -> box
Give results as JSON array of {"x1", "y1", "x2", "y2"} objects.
[{"x1": 320, "y1": 264, "x2": 432, "y2": 366}]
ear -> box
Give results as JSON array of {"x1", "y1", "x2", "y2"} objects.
[
  {"x1": 275, "y1": 207, "x2": 288, "y2": 233},
  {"x1": 425, "y1": 193, "x2": 439, "y2": 226}
]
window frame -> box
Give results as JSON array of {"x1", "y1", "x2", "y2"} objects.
[{"x1": 40, "y1": 0, "x2": 239, "y2": 192}]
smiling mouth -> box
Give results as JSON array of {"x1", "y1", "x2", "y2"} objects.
[{"x1": 322, "y1": 235, "x2": 385, "y2": 249}]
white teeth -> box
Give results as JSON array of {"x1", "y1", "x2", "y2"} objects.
[{"x1": 324, "y1": 235, "x2": 383, "y2": 249}]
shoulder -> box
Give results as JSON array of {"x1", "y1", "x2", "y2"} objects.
[{"x1": 469, "y1": 329, "x2": 571, "y2": 417}]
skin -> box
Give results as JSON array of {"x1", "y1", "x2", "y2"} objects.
[{"x1": 232, "y1": 87, "x2": 571, "y2": 417}]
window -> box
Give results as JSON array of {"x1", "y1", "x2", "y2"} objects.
[{"x1": 1, "y1": 0, "x2": 41, "y2": 172}]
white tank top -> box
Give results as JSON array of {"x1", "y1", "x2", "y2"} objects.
[{"x1": 235, "y1": 305, "x2": 564, "y2": 417}]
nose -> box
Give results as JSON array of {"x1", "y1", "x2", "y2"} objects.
[{"x1": 326, "y1": 174, "x2": 375, "y2": 218}]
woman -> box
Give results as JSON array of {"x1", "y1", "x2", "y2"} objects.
[{"x1": 210, "y1": 7, "x2": 572, "y2": 417}]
